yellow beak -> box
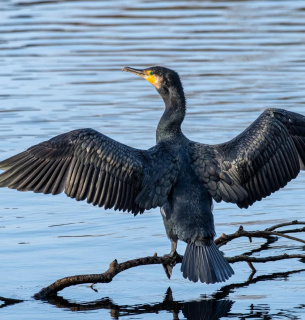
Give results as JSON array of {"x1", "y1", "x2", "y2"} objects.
[{"x1": 123, "y1": 67, "x2": 160, "y2": 89}]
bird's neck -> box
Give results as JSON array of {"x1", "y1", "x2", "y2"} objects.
[{"x1": 156, "y1": 86, "x2": 186, "y2": 143}]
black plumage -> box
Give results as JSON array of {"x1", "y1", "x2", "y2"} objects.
[{"x1": 1, "y1": 66, "x2": 305, "y2": 284}]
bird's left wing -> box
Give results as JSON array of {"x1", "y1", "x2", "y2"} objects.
[
  {"x1": 190, "y1": 108, "x2": 305, "y2": 208},
  {"x1": 0, "y1": 129, "x2": 179, "y2": 215}
]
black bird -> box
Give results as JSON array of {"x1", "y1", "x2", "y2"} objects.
[{"x1": 1, "y1": 66, "x2": 305, "y2": 284}]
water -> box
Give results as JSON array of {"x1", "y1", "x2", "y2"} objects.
[{"x1": 1, "y1": 0, "x2": 305, "y2": 319}]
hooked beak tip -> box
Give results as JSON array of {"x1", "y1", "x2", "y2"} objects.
[{"x1": 122, "y1": 67, "x2": 145, "y2": 77}]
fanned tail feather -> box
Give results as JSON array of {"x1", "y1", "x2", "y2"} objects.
[{"x1": 181, "y1": 242, "x2": 234, "y2": 284}]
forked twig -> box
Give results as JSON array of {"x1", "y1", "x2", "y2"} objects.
[{"x1": 215, "y1": 223, "x2": 305, "y2": 247}]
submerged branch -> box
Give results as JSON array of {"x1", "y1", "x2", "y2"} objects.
[{"x1": 34, "y1": 220, "x2": 305, "y2": 299}]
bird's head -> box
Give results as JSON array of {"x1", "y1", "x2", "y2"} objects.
[{"x1": 123, "y1": 66, "x2": 183, "y2": 101}]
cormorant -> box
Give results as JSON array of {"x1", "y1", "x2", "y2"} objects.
[{"x1": 1, "y1": 66, "x2": 305, "y2": 284}]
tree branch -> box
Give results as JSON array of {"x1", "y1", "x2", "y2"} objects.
[
  {"x1": 227, "y1": 253, "x2": 305, "y2": 264},
  {"x1": 265, "y1": 220, "x2": 305, "y2": 231},
  {"x1": 34, "y1": 254, "x2": 182, "y2": 299},
  {"x1": 34, "y1": 221, "x2": 305, "y2": 299},
  {"x1": 31, "y1": 269, "x2": 305, "y2": 318},
  {"x1": 215, "y1": 224, "x2": 305, "y2": 247}
]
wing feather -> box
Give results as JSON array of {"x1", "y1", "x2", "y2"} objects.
[
  {"x1": 191, "y1": 108, "x2": 305, "y2": 208},
  {"x1": 44, "y1": 159, "x2": 63, "y2": 194},
  {"x1": 92, "y1": 170, "x2": 105, "y2": 207},
  {"x1": 104, "y1": 175, "x2": 114, "y2": 209},
  {"x1": 33, "y1": 161, "x2": 54, "y2": 192},
  {"x1": 86, "y1": 165, "x2": 98, "y2": 204},
  {"x1": 0, "y1": 128, "x2": 179, "y2": 215},
  {"x1": 76, "y1": 163, "x2": 90, "y2": 201}
]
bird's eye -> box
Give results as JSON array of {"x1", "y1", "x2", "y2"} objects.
[{"x1": 150, "y1": 71, "x2": 154, "y2": 75}]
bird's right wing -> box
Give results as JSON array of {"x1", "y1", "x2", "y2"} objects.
[{"x1": 0, "y1": 129, "x2": 179, "y2": 215}]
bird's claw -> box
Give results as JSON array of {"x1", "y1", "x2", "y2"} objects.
[
  {"x1": 89, "y1": 283, "x2": 98, "y2": 293},
  {"x1": 162, "y1": 263, "x2": 173, "y2": 279},
  {"x1": 162, "y1": 251, "x2": 182, "y2": 279}
]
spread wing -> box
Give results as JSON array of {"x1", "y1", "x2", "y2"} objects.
[
  {"x1": 191, "y1": 108, "x2": 305, "y2": 208},
  {"x1": 0, "y1": 129, "x2": 179, "y2": 215}
]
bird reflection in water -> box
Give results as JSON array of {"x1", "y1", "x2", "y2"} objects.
[
  {"x1": 182, "y1": 299, "x2": 233, "y2": 320},
  {"x1": 43, "y1": 288, "x2": 233, "y2": 320}
]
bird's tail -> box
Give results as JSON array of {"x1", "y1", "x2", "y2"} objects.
[{"x1": 181, "y1": 242, "x2": 234, "y2": 284}]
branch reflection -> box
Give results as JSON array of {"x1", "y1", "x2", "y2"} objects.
[
  {"x1": 44, "y1": 288, "x2": 233, "y2": 320},
  {"x1": 2, "y1": 268, "x2": 305, "y2": 318},
  {"x1": 39, "y1": 268, "x2": 305, "y2": 319},
  {"x1": 0, "y1": 296, "x2": 23, "y2": 309}
]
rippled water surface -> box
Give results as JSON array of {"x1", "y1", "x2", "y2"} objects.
[{"x1": 1, "y1": 0, "x2": 305, "y2": 319}]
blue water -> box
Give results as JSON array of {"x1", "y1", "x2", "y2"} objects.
[{"x1": 1, "y1": 0, "x2": 305, "y2": 319}]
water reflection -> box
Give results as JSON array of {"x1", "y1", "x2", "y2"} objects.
[
  {"x1": 0, "y1": 296, "x2": 23, "y2": 309},
  {"x1": 40, "y1": 288, "x2": 233, "y2": 320},
  {"x1": 212, "y1": 268, "x2": 305, "y2": 301},
  {"x1": 182, "y1": 300, "x2": 233, "y2": 320},
  {"x1": 3, "y1": 268, "x2": 292, "y2": 319}
]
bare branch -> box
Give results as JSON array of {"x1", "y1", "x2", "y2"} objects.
[
  {"x1": 265, "y1": 220, "x2": 305, "y2": 231},
  {"x1": 34, "y1": 254, "x2": 182, "y2": 299},
  {"x1": 215, "y1": 225, "x2": 305, "y2": 247},
  {"x1": 34, "y1": 252, "x2": 305, "y2": 299},
  {"x1": 268, "y1": 231, "x2": 305, "y2": 244},
  {"x1": 276, "y1": 227, "x2": 305, "y2": 234},
  {"x1": 215, "y1": 226, "x2": 270, "y2": 247},
  {"x1": 227, "y1": 253, "x2": 305, "y2": 264},
  {"x1": 33, "y1": 221, "x2": 305, "y2": 299}
]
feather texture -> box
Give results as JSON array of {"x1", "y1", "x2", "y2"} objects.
[
  {"x1": 0, "y1": 129, "x2": 179, "y2": 214},
  {"x1": 181, "y1": 242, "x2": 234, "y2": 284},
  {"x1": 191, "y1": 108, "x2": 305, "y2": 208}
]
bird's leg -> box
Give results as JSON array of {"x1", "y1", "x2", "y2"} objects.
[
  {"x1": 170, "y1": 238, "x2": 178, "y2": 257},
  {"x1": 162, "y1": 238, "x2": 179, "y2": 279}
]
